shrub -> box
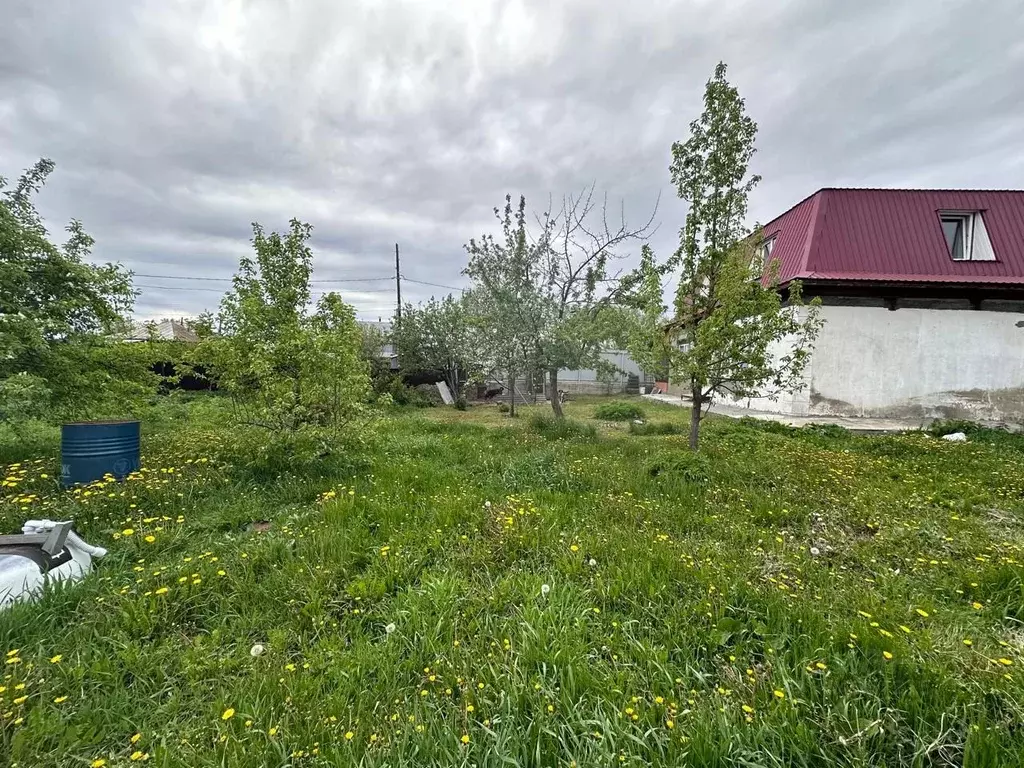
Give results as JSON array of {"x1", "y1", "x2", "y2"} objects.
[
  {"x1": 593, "y1": 401, "x2": 646, "y2": 421},
  {"x1": 629, "y1": 420, "x2": 683, "y2": 436},
  {"x1": 454, "y1": 397, "x2": 468, "y2": 411},
  {"x1": 497, "y1": 402, "x2": 511, "y2": 414},
  {"x1": 646, "y1": 450, "x2": 712, "y2": 483},
  {"x1": 529, "y1": 415, "x2": 597, "y2": 440},
  {"x1": 802, "y1": 422, "x2": 850, "y2": 439}
]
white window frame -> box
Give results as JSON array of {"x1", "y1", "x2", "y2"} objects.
[
  {"x1": 757, "y1": 236, "x2": 776, "y2": 265},
  {"x1": 939, "y1": 212, "x2": 975, "y2": 261}
]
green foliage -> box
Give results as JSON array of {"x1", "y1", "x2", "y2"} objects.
[
  {"x1": 593, "y1": 400, "x2": 646, "y2": 421},
  {"x1": 628, "y1": 420, "x2": 682, "y2": 436},
  {"x1": 0, "y1": 159, "x2": 146, "y2": 419},
  {"x1": 206, "y1": 219, "x2": 371, "y2": 459},
  {"x1": 496, "y1": 401, "x2": 511, "y2": 414},
  {"x1": 392, "y1": 295, "x2": 482, "y2": 399},
  {"x1": 464, "y1": 191, "x2": 655, "y2": 420},
  {"x1": 0, "y1": 372, "x2": 51, "y2": 424},
  {"x1": 635, "y1": 63, "x2": 823, "y2": 450},
  {"x1": 645, "y1": 449, "x2": 712, "y2": 483},
  {"x1": 528, "y1": 414, "x2": 597, "y2": 440},
  {"x1": 463, "y1": 195, "x2": 548, "y2": 417}
]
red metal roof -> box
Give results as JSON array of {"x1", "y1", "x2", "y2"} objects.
[{"x1": 762, "y1": 188, "x2": 1024, "y2": 286}]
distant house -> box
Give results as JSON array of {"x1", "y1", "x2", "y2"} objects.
[
  {"x1": 711, "y1": 188, "x2": 1024, "y2": 425},
  {"x1": 125, "y1": 319, "x2": 199, "y2": 343}
]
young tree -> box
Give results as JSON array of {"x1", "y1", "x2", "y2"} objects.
[
  {"x1": 211, "y1": 219, "x2": 369, "y2": 447},
  {"x1": 0, "y1": 159, "x2": 141, "y2": 419},
  {"x1": 391, "y1": 294, "x2": 483, "y2": 401},
  {"x1": 666, "y1": 62, "x2": 821, "y2": 450},
  {"x1": 463, "y1": 195, "x2": 548, "y2": 417}
]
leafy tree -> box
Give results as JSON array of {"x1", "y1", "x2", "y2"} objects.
[
  {"x1": 665, "y1": 62, "x2": 821, "y2": 450},
  {"x1": 209, "y1": 219, "x2": 370, "y2": 451},
  {"x1": 465, "y1": 191, "x2": 656, "y2": 418},
  {"x1": 392, "y1": 294, "x2": 483, "y2": 401},
  {"x1": 0, "y1": 159, "x2": 142, "y2": 419},
  {"x1": 539, "y1": 187, "x2": 657, "y2": 417},
  {"x1": 463, "y1": 195, "x2": 548, "y2": 416},
  {"x1": 185, "y1": 311, "x2": 216, "y2": 339}
]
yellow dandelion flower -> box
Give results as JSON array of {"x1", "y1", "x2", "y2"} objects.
[
  {"x1": 221, "y1": 708, "x2": 235, "y2": 720},
  {"x1": 54, "y1": 696, "x2": 68, "y2": 703},
  {"x1": 915, "y1": 609, "x2": 929, "y2": 618},
  {"x1": 144, "y1": 536, "x2": 155, "y2": 543},
  {"x1": 50, "y1": 654, "x2": 63, "y2": 663},
  {"x1": 666, "y1": 719, "x2": 675, "y2": 729},
  {"x1": 773, "y1": 690, "x2": 785, "y2": 700},
  {"x1": 963, "y1": 639, "x2": 973, "y2": 646},
  {"x1": 122, "y1": 528, "x2": 134, "y2": 536},
  {"x1": 998, "y1": 658, "x2": 1014, "y2": 666},
  {"x1": 883, "y1": 651, "x2": 893, "y2": 660},
  {"x1": 345, "y1": 731, "x2": 355, "y2": 741},
  {"x1": 155, "y1": 587, "x2": 169, "y2": 595},
  {"x1": 14, "y1": 695, "x2": 27, "y2": 704},
  {"x1": 131, "y1": 733, "x2": 142, "y2": 744},
  {"x1": 91, "y1": 760, "x2": 108, "y2": 768},
  {"x1": 461, "y1": 734, "x2": 470, "y2": 744},
  {"x1": 268, "y1": 727, "x2": 278, "y2": 736}
]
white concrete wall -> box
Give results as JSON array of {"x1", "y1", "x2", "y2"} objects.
[{"x1": 736, "y1": 303, "x2": 1024, "y2": 425}]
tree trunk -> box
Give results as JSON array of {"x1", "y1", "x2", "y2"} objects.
[
  {"x1": 508, "y1": 369, "x2": 516, "y2": 417},
  {"x1": 689, "y1": 387, "x2": 702, "y2": 451},
  {"x1": 549, "y1": 368, "x2": 563, "y2": 419}
]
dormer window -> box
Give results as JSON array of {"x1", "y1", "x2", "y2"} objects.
[
  {"x1": 938, "y1": 211, "x2": 996, "y2": 261},
  {"x1": 757, "y1": 236, "x2": 776, "y2": 264}
]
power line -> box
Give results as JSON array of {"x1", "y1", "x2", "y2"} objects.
[
  {"x1": 134, "y1": 284, "x2": 396, "y2": 294},
  {"x1": 401, "y1": 277, "x2": 466, "y2": 293},
  {"x1": 133, "y1": 272, "x2": 392, "y2": 284}
]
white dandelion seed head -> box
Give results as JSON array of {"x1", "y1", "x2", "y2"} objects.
[
  {"x1": 250, "y1": 643, "x2": 266, "y2": 657},
  {"x1": 588, "y1": 558, "x2": 597, "y2": 567},
  {"x1": 385, "y1": 623, "x2": 397, "y2": 634},
  {"x1": 541, "y1": 583, "x2": 551, "y2": 596},
  {"x1": 484, "y1": 500, "x2": 492, "y2": 508},
  {"x1": 810, "y1": 547, "x2": 821, "y2": 557}
]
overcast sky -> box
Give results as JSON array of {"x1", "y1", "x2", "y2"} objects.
[{"x1": 3, "y1": 0, "x2": 1022, "y2": 320}]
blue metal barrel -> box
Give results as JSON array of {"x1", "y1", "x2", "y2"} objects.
[{"x1": 60, "y1": 420, "x2": 141, "y2": 486}]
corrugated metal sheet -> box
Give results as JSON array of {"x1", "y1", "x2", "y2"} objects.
[{"x1": 762, "y1": 188, "x2": 1024, "y2": 286}]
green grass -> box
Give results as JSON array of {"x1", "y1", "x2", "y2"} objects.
[{"x1": 1, "y1": 395, "x2": 1023, "y2": 766}]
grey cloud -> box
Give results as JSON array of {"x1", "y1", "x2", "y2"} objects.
[{"x1": 2, "y1": 0, "x2": 1022, "y2": 319}]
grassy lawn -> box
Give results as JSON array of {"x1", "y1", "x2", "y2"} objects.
[{"x1": 1, "y1": 395, "x2": 1023, "y2": 766}]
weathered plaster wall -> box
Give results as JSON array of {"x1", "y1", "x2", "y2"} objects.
[{"x1": 739, "y1": 303, "x2": 1024, "y2": 425}]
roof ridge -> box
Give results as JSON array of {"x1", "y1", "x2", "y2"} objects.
[{"x1": 820, "y1": 187, "x2": 1024, "y2": 194}]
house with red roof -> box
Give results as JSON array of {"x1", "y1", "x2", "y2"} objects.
[{"x1": 734, "y1": 188, "x2": 1024, "y2": 425}]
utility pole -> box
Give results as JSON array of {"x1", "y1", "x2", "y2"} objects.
[{"x1": 395, "y1": 243, "x2": 402, "y2": 323}]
